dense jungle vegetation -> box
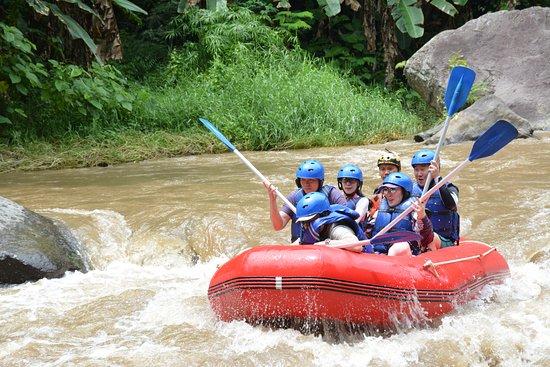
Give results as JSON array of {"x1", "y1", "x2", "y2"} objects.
[{"x1": 1, "y1": 0, "x2": 548, "y2": 172}]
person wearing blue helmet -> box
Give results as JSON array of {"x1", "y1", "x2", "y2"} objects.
[
  {"x1": 337, "y1": 164, "x2": 370, "y2": 233},
  {"x1": 411, "y1": 149, "x2": 459, "y2": 248},
  {"x1": 295, "y1": 192, "x2": 366, "y2": 250},
  {"x1": 371, "y1": 172, "x2": 438, "y2": 256},
  {"x1": 265, "y1": 159, "x2": 346, "y2": 243}
]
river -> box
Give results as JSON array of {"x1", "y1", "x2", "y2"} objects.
[{"x1": 0, "y1": 133, "x2": 549, "y2": 366}]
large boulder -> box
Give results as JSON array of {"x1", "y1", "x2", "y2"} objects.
[
  {"x1": 405, "y1": 6, "x2": 550, "y2": 143},
  {"x1": 0, "y1": 196, "x2": 89, "y2": 285}
]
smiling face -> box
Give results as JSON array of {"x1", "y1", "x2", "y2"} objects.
[
  {"x1": 378, "y1": 164, "x2": 399, "y2": 180},
  {"x1": 381, "y1": 186, "x2": 404, "y2": 207},
  {"x1": 300, "y1": 178, "x2": 321, "y2": 193},
  {"x1": 413, "y1": 164, "x2": 430, "y2": 187},
  {"x1": 340, "y1": 177, "x2": 360, "y2": 196}
]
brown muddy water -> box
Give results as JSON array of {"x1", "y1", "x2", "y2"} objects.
[{"x1": 0, "y1": 133, "x2": 549, "y2": 366}]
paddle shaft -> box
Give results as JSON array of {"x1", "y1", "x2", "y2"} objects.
[
  {"x1": 422, "y1": 70, "x2": 473, "y2": 196},
  {"x1": 199, "y1": 118, "x2": 296, "y2": 213},
  {"x1": 374, "y1": 159, "x2": 469, "y2": 239},
  {"x1": 329, "y1": 231, "x2": 421, "y2": 250},
  {"x1": 232, "y1": 149, "x2": 297, "y2": 213},
  {"x1": 421, "y1": 114, "x2": 450, "y2": 196},
  {"x1": 329, "y1": 238, "x2": 375, "y2": 250}
]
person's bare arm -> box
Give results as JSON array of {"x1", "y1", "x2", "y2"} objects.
[{"x1": 264, "y1": 182, "x2": 291, "y2": 230}]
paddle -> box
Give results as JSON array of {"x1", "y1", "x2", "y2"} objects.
[
  {"x1": 375, "y1": 120, "x2": 518, "y2": 239},
  {"x1": 329, "y1": 230, "x2": 421, "y2": 250},
  {"x1": 199, "y1": 118, "x2": 297, "y2": 213},
  {"x1": 422, "y1": 66, "x2": 476, "y2": 196}
]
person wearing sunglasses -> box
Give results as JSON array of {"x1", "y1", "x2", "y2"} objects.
[
  {"x1": 367, "y1": 150, "x2": 402, "y2": 232},
  {"x1": 411, "y1": 150, "x2": 459, "y2": 248},
  {"x1": 294, "y1": 192, "x2": 366, "y2": 251},
  {"x1": 371, "y1": 172, "x2": 440, "y2": 256}
]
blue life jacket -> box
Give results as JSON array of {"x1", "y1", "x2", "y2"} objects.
[
  {"x1": 290, "y1": 185, "x2": 336, "y2": 242},
  {"x1": 300, "y1": 205, "x2": 366, "y2": 244},
  {"x1": 346, "y1": 195, "x2": 362, "y2": 209},
  {"x1": 411, "y1": 182, "x2": 459, "y2": 242},
  {"x1": 371, "y1": 197, "x2": 416, "y2": 254}
]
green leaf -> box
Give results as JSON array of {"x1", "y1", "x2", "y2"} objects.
[
  {"x1": 282, "y1": 20, "x2": 312, "y2": 31},
  {"x1": 14, "y1": 108, "x2": 28, "y2": 118},
  {"x1": 396, "y1": 0, "x2": 424, "y2": 38},
  {"x1": 206, "y1": 0, "x2": 227, "y2": 11},
  {"x1": 177, "y1": 0, "x2": 188, "y2": 13},
  {"x1": 324, "y1": 46, "x2": 349, "y2": 58},
  {"x1": 430, "y1": 0, "x2": 458, "y2": 16},
  {"x1": 15, "y1": 83, "x2": 28, "y2": 95},
  {"x1": 339, "y1": 32, "x2": 364, "y2": 43},
  {"x1": 70, "y1": 67, "x2": 83, "y2": 78},
  {"x1": 318, "y1": 0, "x2": 341, "y2": 17},
  {"x1": 48, "y1": 3, "x2": 102, "y2": 65},
  {"x1": 60, "y1": 0, "x2": 100, "y2": 18},
  {"x1": 54, "y1": 79, "x2": 70, "y2": 92},
  {"x1": 88, "y1": 98, "x2": 103, "y2": 110},
  {"x1": 453, "y1": 0, "x2": 468, "y2": 5},
  {"x1": 114, "y1": 93, "x2": 125, "y2": 102},
  {"x1": 278, "y1": 0, "x2": 291, "y2": 9},
  {"x1": 25, "y1": 71, "x2": 40, "y2": 85},
  {"x1": 3, "y1": 30, "x2": 15, "y2": 43},
  {"x1": 112, "y1": 0, "x2": 148, "y2": 15},
  {"x1": 291, "y1": 11, "x2": 315, "y2": 20},
  {"x1": 25, "y1": 0, "x2": 50, "y2": 15},
  {"x1": 121, "y1": 102, "x2": 133, "y2": 111},
  {"x1": 0, "y1": 115, "x2": 12, "y2": 125},
  {"x1": 352, "y1": 43, "x2": 366, "y2": 52},
  {"x1": 9, "y1": 73, "x2": 22, "y2": 84}
]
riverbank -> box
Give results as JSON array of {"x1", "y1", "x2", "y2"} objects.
[
  {"x1": 0, "y1": 130, "x2": 214, "y2": 173},
  {"x1": 0, "y1": 124, "x2": 423, "y2": 173}
]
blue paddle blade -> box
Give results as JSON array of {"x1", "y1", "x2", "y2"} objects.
[
  {"x1": 444, "y1": 66, "x2": 476, "y2": 116},
  {"x1": 199, "y1": 118, "x2": 236, "y2": 152},
  {"x1": 370, "y1": 231, "x2": 421, "y2": 245},
  {"x1": 468, "y1": 120, "x2": 518, "y2": 161}
]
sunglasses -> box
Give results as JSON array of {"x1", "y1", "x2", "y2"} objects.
[{"x1": 381, "y1": 187, "x2": 399, "y2": 194}]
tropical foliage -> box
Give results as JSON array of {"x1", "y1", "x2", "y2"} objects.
[{"x1": 1, "y1": 0, "x2": 547, "y2": 171}]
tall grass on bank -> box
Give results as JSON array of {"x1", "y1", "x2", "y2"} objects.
[
  {"x1": 0, "y1": 129, "x2": 217, "y2": 172},
  {"x1": 127, "y1": 48, "x2": 429, "y2": 151}
]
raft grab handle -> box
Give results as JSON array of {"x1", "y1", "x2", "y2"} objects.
[{"x1": 422, "y1": 247, "x2": 497, "y2": 277}]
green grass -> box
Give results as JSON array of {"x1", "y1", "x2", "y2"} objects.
[{"x1": 121, "y1": 48, "x2": 432, "y2": 149}]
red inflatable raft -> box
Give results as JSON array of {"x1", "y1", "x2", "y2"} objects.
[{"x1": 208, "y1": 240, "x2": 509, "y2": 330}]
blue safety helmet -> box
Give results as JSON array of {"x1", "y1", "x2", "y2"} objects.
[
  {"x1": 411, "y1": 149, "x2": 435, "y2": 166},
  {"x1": 337, "y1": 164, "x2": 363, "y2": 182},
  {"x1": 381, "y1": 172, "x2": 413, "y2": 196},
  {"x1": 295, "y1": 160, "x2": 324, "y2": 188},
  {"x1": 295, "y1": 192, "x2": 331, "y2": 222}
]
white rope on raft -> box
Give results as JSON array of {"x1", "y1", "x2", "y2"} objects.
[{"x1": 422, "y1": 247, "x2": 497, "y2": 277}]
